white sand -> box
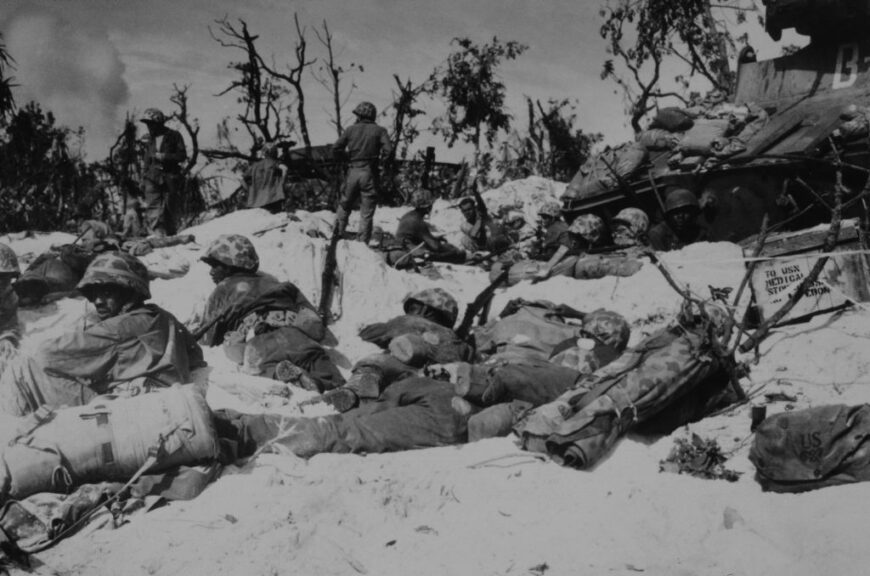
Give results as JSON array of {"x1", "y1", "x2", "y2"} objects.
[{"x1": 4, "y1": 176, "x2": 870, "y2": 576}]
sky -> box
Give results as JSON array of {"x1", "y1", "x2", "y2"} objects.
[{"x1": 0, "y1": 0, "x2": 799, "y2": 164}]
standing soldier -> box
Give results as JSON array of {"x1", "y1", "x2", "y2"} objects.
[
  {"x1": 333, "y1": 101, "x2": 392, "y2": 245},
  {"x1": 141, "y1": 108, "x2": 187, "y2": 237}
]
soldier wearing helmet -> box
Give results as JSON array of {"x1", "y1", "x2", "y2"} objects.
[
  {"x1": 534, "y1": 212, "x2": 606, "y2": 283},
  {"x1": 611, "y1": 207, "x2": 650, "y2": 248},
  {"x1": 195, "y1": 234, "x2": 337, "y2": 390},
  {"x1": 402, "y1": 287, "x2": 459, "y2": 329},
  {"x1": 242, "y1": 140, "x2": 292, "y2": 212},
  {"x1": 0, "y1": 252, "x2": 204, "y2": 416},
  {"x1": 532, "y1": 201, "x2": 571, "y2": 262},
  {"x1": 140, "y1": 107, "x2": 187, "y2": 237},
  {"x1": 648, "y1": 188, "x2": 710, "y2": 251},
  {"x1": 333, "y1": 100, "x2": 393, "y2": 245},
  {"x1": 391, "y1": 189, "x2": 465, "y2": 266}
]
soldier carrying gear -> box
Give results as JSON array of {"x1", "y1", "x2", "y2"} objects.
[
  {"x1": 333, "y1": 100, "x2": 392, "y2": 245},
  {"x1": 392, "y1": 189, "x2": 465, "y2": 266},
  {"x1": 611, "y1": 207, "x2": 650, "y2": 247},
  {"x1": 140, "y1": 106, "x2": 187, "y2": 237},
  {"x1": 200, "y1": 233, "x2": 260, "y2": 284},
  {"x1": 534, "y1": 212, "x2": 604, "y2": 283},
  {"x1": 403, "y1": 287, "x2": 459, "y2": 329},
  {"x1": 78, "y1": 251, "x2": 152, "y2": 306},
  {"x1": 648, "y1": 188, "x2": 710, "y2": 252},
  {"x1": 0, "y1": 252, "x2": 204, "y2": 416},
  {"x1": 533, "y1": 201, "x2": 571, "y2": 262}
]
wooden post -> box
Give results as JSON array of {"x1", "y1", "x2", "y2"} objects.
[{"x1": 421, "y1": 146, "x2": 435, "y2": 189}]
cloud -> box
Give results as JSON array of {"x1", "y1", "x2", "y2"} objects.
[{"x1": 3, "y1": 8, "x2": 130, "y2": 158}]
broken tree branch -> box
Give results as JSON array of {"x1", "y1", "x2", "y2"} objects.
[{"x1": 738, "y1": 182, "x2": 844, "y2": 354}]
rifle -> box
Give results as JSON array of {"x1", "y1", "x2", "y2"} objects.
[
  {"x1": 467, "y1": 233, "x2": 536, "y2": 265},
  {"x1": 318, "y1": 223, "x2": 342, "y2": 322},
  {"x1": 456, "y1": 266, "x2": 510, "y2": 339}
]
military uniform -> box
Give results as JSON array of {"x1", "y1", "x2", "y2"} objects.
[
  {"x1": 333, "y1": 102, "x2": 392, "y2": 244},
  {"x1": 0, "y1": 252, "x2": 203, "y2": 416},
  {"x1": 0, "y1": 243, "x2": 21, "y2": 376},
  {"x1": 141, "y1": 109, "x2": 187, "y2": 236}
]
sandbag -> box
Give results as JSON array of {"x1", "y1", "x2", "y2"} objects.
[
  {"x1": 677, "y1": 118, "x2": 733, "y2": 156},
  {"x1": 649, "y1": 107, "x2": 695, "y2": 132},
  {"x1": 516, "y1": 325, "x2": 728, "y2": 469},
  {"x1": 0, "y1": 385, "x2": 218, "y2": 502},
  {"x1": 637, "y1": 128, "x2": 682, "y2": 151},
  {"x1": 749, "y1": 404, "x2": 870, "y2": 493},
  {"x1": 562, "y1": 143, "x2": 647, "y2": 201}
]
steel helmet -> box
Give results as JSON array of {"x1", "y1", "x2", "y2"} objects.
[
  {"x1": 77, "y1": 251, "x2": 151, "y2": 300},
  {"x1": 538, "y1": 201, "x2": 562, "y2": 219},
  {"x1": 568, "y1": 214, "x2": 605, "y2": 245},
  {"x1": 582, "y1": 309, "x2": 631, "y2": 352},
  {"x1": 612, "y1": 207, "x2": 650, "y2": 246},
  {"x1": 411, "y1": 188, "x2": 435, "y2": 209},
  {"x1": 353, "y1": 101, "x2": 377, "y2": 121},
  {"x1": 140, "y1": 108, "x2": 166, "y2": 125},
  {"x1": 403, "y1": 287, "x2": 459, "y2": 328},
  {"x1": 0, "y1": 243, "x2": 20, "y2": 277},
  {"x1": 200, "y1": 234, "x2": 260, "y2": 273},
  {"x1": 664, "y1": 188, "x2": 700, "y2": 214}
]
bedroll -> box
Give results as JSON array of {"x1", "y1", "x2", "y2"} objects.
[
  {"x1": 515, "y1": 325, "x2": 728, "y2": 469},
  {"x1": 0, "y1": 385, "x2": 218, "y2": 502},
  {"x1": 749, "y1": 404, "x2": 870, "y2": 493}
]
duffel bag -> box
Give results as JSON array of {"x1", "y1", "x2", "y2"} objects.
[
  {"x1": 749, "y1": 404, "x2": 870, "y2": 493},
  {"x1": 0, "y1": 385, "x2": 218, "y2": 502}
]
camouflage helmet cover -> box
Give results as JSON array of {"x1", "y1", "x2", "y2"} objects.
[
  {"x1": 665, "y1": 188, "x2": 700, "y2": 214},
  {"x1": 411, "y1": 188, "x2": 435, "y2": 209},
  {"x1": 612, "y1": 207, "x2": 650, "y2": 245},
  {"x1": 538, "y1": 201, "x2": 562, "y2": 219},
  {"x1": 141, "y1": 108, "x2": 166, "y2": 125},
  {"x1": 0, "y1": 243, "x2": 20, "y2": 276},
  {"x1": 403, "y1": 287, "x2": 459, "y2": 327},
  {"x1": 568, "y1": 213, "x2": 605, "y2": 245},
  {"x1": 200, "y1": 234, "x2": 260, "y2": 272},
  {"x1": 614, "y1": 207, "x2": 649, "y2": 232},
  {"x1": 353, "y1": 101, "x2": 377, "y2": 120},
  {"x1": 583, "y1": 308, "x2": 631, "y2": 352},
  {"x1": 77, "y1": 251, "x2": 151, "y2": 300}
]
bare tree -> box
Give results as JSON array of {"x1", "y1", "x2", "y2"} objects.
[
  {"x1": 256, "y1": 13, "x2": 316, "y2": 152},
  {"x1": 312, "y1": 20, "x2": 362, "y2": 138},
  {"x1": 204, "y1": 17, "x2": 298, "y2": 162},
  {"x1": 170, "y1": 84, "x2": 199, "y2": 173}
]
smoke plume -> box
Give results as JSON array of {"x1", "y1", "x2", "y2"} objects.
[{"x1": 3, "y1": 9, "x2": 130, "y2": 159}]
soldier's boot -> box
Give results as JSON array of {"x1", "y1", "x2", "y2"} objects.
[
  {"x1": 275, "y1": 360, "x2": 318, "y2": 391},
  {"x1": 467, "y1": 400, "x2": 534, "y2": 442},
  {"x1": 321, "y1": 369, "x2": 383, "y2": 413}
]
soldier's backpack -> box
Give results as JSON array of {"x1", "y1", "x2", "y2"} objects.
[
  {"x1": 749, "y1": 404, "x2": 870, "y2": 493},
  {"x1": 515, "y1": 324, "x2": 731, "y2": 469}
]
